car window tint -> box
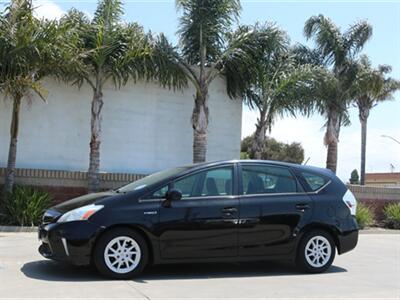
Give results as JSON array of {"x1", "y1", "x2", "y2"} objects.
[
  {"x1": 301, "y1": 172, "x2": 328, "y2": 191},
  {"x1": 142, "y1": 185, "x2": 168, "y2": 200},
  {"x1": 241, "y1": 165, "x2": 298, "y2": 195},
  {"x1": 174, "y1": 167, "x2": 233, "y2": 198}
]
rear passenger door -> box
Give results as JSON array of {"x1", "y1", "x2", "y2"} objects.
[{"x1": 238, "y1": 163, "x2": 313, "y2": 257}]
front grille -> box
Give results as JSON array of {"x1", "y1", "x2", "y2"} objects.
[{"x1": 42, "y1": 209, "x2": 62, "y2": 225}]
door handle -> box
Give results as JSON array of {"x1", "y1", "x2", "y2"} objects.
[
  {"x1": 296, "y1": 203, "x2": 310, "y2": 211},
  {"x1": 221, "y1": 207, "x2": 237, "y2": 214}
]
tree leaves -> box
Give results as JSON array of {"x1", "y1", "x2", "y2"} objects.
[
  {"x1": 0, "y1": 0, "x2": 61, "y2": 101},
  {"x1": 237, "y1": 23, "x2": 318, "y2": 133},
  {"x1": 177, "y1": 0, "x2": 241, "y2": 65},
  {"x1": 60, "y1": 1, "x2": 187, "y2": 92},
  {"x1": 352, "y1": 55, "x2": 400, "y2": 112}
]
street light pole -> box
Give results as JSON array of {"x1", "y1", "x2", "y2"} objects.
[{"x1": 381, "y1": 135, "x2": 400, "y2": 145}]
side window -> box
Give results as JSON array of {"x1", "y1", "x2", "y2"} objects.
[
  {"x1": 174, "y1": 174, "x2": 198, "y2": 198},
  {"x1": 142, "y1": 185, "x2": 168, "y2": 200},
  {"x1": 241, "y1": 165, "x2": 298, "y2": 195},
  {"x1": 173, "y1": 166, "x2": 233, "y2": 198},
  {"x1": 301, "y1": 172, "x2": 328, "y2": 191}
]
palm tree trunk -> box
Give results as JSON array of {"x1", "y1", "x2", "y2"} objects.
[
  {"x1": 2, "y1": 96, "x2": 22, "y2": 200},
  {"x1": 251, "y1": 111, "x2": 267, "y2": 159},
  {"x1": 325, "y1": 110, "x2": 341, "y2": 174},
  {"x1": 192, "y1": 88, "x2": 209, "y2": 163},
  {"x1": 88, "y1": 86, "x2": 104, "y2": 193},
  {"x1": 326, "y1": 141, "x2": 338, "y2": 173},
  {"x1": 192, "y1": 27, "x2": 209, "y2": 164},
  {"x1": 359, "y1": 106, "x2": 370, "y2": 185}
]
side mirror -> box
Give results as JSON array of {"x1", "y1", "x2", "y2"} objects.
[
  {"x1": 166, "y1": 188, "x2": 182, "y2": 201},
  {"x1": 162, "y1": 189, "x2": 182, "y2": 208}
]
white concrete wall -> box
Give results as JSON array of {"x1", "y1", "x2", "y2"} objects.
[{"x1": 0, "y1": 77, "x2": 242, "y2": 174}]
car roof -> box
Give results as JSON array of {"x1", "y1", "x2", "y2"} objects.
[{"x1": 182, "y1": 159, "x2": 335, "y2": 179}]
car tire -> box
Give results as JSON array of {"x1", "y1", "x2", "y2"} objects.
[
  {"x1": 296, "y1": 229, "x2": 335, "y2": 273},
  {"x1": 93, "y1": 228, "x2": 148, "y2": 279}
]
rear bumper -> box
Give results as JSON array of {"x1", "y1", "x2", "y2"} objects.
[
  {"x1": 337, "y1": 215, "x2": 359, "y2": 255},
  {"x1": 337, "y1": 229, "x2": 358, "y2": 254},
  {"x1": 38, "y1": 220, "x2": 103, "y2": 266}
]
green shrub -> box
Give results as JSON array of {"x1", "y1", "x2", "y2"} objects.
[
  {"x1": 356, "y1": 203, "x2": 374, "y2": 229},
  {"x1": 383, "y1": 203, "x2": 400, "y2": 229},
  {"x1": 4, "y1": 186, "x2": 52, "y2": 226}
]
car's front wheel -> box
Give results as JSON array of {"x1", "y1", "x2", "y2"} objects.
[
  {"x1": 296, "y1": 229, "x2": 335, "y2": 273},
  {"x1": 93, "y1": 228, "x2": 148, "y2": 279}
]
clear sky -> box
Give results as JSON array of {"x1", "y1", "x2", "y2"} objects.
[{"x1": 11, "y1": 0, "x2": 400, "y2": 181}]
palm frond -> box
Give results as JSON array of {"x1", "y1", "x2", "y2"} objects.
[
  {"x1": 304, "y1": 14, "x2": 344, "y2": 66},
  {"x1": 344, "y1": 20, "x2": 373, "y2": 57},
  {"x1": 292, "y1": 44, "x2": 325, "y2": 67},
  {"x1": 0, "y1": 0, "x2": 62, "y2": 102},
  {"x1": 222, "y1": 22, "x2": 288, "y2": 99},
  {"x1": 352, "y1": 55, "x2": 400, "y2": 110},
  {"x1": 93, "y1": 0, "x2": 123, "y2": 29},
  {"x1": 176, "y1": 0, "x2": 241, "y2": 64}
]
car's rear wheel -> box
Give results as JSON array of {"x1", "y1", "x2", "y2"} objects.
[
  {"x1": 93, "y1": 228, "x2": 148, "y2": 279},
  {"x1": 296, "y1": 229, "x2": 335, "y2": 273}
]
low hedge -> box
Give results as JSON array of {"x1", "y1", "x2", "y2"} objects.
[
  {"x1": 356, "y1": 203, "x2": 374, "y2": 229},
  {"x1": 2, "y1": 186, "x2": 52, "y2": 226},
  {"x1": 383, "y1": 203, "x2": 400, "y2": 229}
]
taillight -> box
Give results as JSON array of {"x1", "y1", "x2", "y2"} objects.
[{"x1": 342, "y1": 189, "x2": 357, "y2": 216}]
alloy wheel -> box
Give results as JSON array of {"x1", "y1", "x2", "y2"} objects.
[
  {"x1": 103, "y1": 236, "x2": 141, "y2": 274},
  {"x1": 304, "y1": 235, "x2": 332, "y2": 268}
]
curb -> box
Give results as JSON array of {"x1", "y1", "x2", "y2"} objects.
[
  {"x1": 0, "y1": 226, "x2": 37, "y2": 233},
  {"x1": 359, "y1": 228, "x2": 400, "y2": 234}
]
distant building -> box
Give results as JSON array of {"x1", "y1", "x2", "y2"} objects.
[{"x1": 365, "y1": 172, "x2": 400, "y2": 187}]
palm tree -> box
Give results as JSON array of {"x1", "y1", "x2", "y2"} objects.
[
  {"x1": 303, "y1": 15, "x2": 372, "y2": 173},
  {"x1": 175, "y1": 0, "x2": 269, "y2": 163},
  {"x1": 60, "y1": 1, "x2": 187, "y2": 192},
  {"x1": 241, "y1": 24, "x2": 316, "y2": 159},
  {"x1": 0, "y1": 0, "x2": 64, "y2": 200},
  {"x1": 352, "y1": 55, "x2": 400, "y2": 185}
]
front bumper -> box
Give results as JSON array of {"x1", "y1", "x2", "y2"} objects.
[{"x1": 38, "y1": 220, "x2": 103, "y2": 266}]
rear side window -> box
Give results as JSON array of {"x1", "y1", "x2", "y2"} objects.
[
  {"x1": 241, "y1": 165, "x2": 299, "y2": 195},
  {"x1": 301, "y1": 172, "x2": 328, "y2": 191}
]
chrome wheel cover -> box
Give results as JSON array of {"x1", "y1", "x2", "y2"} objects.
[
  {"x1": 104, "y1": 236, "x2": 141, "y2": 274},
  {"x1": 305, "y1": 235, "x2": 332, "y2": 268}
]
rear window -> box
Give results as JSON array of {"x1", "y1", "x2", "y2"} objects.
[{"x1": 301, "y1": 172, "x2": 329, "y2": 191}]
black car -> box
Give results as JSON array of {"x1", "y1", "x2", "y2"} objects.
[{"x1": 38, "y1": 160, "x2": 358, "y2": 279}]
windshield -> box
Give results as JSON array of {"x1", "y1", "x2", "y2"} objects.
[{"x1": 116, "y1": 166, "x2": 191, "y2": 193}]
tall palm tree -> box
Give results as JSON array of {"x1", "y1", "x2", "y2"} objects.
[
  {"x1": 352, "y1": 55, "x2": 400, "y2": 185},
  {"x1": 242, "y1": 24, "x2": 316, "y2": 159},
  {"x1": 0, "y1": 0, "x2": 64, "y2": 201},
  {"x1": 304, "y1": 15, "x2": 372, "y2": 173},
  {"x1": 175, "y1": 0, "x2": 268, "y2": 163},
  {"x1": 60, "y1": 1, "x2": 187, "y2": 192}
]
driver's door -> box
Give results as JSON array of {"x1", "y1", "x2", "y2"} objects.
[{"x1": 158, "y1": 164, "x2": 239, "y2": 259}]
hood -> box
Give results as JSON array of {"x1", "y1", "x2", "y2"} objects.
[{"x1": 53, "y1": 191, "x2": 116, "y2": 213}]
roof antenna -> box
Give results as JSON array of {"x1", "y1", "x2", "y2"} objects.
[{"x1": 304, "y1": 157, "x2": 310, "y2": 165}]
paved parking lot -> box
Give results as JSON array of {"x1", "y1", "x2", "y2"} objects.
[{"x1": 0, "y1": 232, "x2": 399, "y2": 299}]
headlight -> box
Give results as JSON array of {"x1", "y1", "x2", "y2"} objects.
[{"x1": 57, "y1": 204, "x2": 104, "y2": 223}]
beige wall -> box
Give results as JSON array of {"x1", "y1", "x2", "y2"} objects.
[
  {"x1": 0, "y1": 77, "x2": 242, "y2": 174},
  {"x1": 348, "y1": 184, "x2": 400, "y2": 201}
]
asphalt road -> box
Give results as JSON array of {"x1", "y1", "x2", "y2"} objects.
[{"x1": 0, "y1": 232, "x2": 399, "y2": 299}]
